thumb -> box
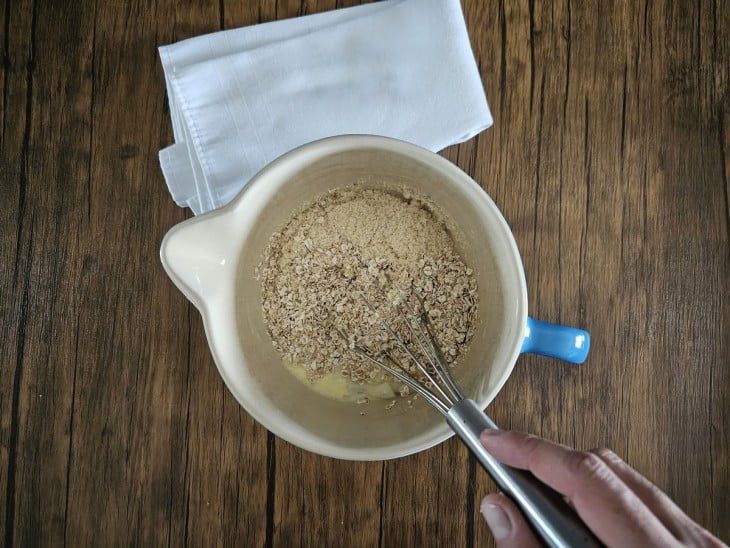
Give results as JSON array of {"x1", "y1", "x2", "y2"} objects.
[{"x1": 480, "y1": 493, "x2": 540, "y2": 548}]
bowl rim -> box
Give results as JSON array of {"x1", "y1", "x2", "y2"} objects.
[{"x1": 161, "y1": 134, "x2": 529, "y2": 461}]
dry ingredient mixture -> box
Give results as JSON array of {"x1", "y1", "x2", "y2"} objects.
[{"x1": 256, "y1": 186, "x2": 478, "y2": 408}]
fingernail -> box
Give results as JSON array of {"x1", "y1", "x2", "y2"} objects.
[
  {"x1": 481, "y1": 502, "x2": 511, "y2": 541},
  {"x1": 480, "y1": 428, "x2": 504, "y2": 440}
]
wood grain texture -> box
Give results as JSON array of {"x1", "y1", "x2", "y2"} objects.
[{"x1": 1, "y1": 0, "x2": 727, "y2": 546}]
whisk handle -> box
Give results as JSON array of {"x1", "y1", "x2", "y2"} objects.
[{"x1": 447, "y1": 399, "x2": 602, "y2": 548}]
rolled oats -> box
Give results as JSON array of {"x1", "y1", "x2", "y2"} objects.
[{"x1": 256, "y1": 186, "x2": 479, "y2": 403}]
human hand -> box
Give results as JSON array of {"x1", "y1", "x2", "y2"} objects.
[{"x1": 478, "y1": 429, "x2": 726, "y2": 547}]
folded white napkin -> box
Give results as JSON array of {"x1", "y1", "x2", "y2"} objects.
[{"x1": 159, "y1": 0, "x2": 492, "y2": 214}]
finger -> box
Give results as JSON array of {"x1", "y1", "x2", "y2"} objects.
[
  {"x1": 591, "y1": 448, "x2": 725, "y2": 546},
  {"x1": 480, "y1": 493, "x2": 541, "y2": 548},
  {"x1": 480, "y1": 429, "x2": 677, "y2": 547},
  {"x1": 590, "y1": 449, "x2": 688, "y2": 533}
]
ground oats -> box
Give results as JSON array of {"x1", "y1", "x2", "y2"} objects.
[{"x1": 256, "y1": 186, "x2": 478, "y2": 404}]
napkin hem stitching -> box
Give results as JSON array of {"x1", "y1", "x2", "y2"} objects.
[{"x1": 169, "y1": 73, "x2": 213, "y2": 190}]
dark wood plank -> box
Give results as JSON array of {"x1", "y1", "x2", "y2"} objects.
[
  {"x1": 271, "y1": 444, "x2": 382, "y2": 547},
  {"x1": 647, "y1": 0, "x2": 728, "y2": 532},
  {"x1": 376, "y1": 440, "x2": 472, "y2": 547},
  {"x1": 58, "y1": 0, "x2": 268, "y2": 544},
  {"x1": 1, "y1": 0, "x2": 95, "y2": 544},
  {"x1": 0, "y1": 2, "x2": 33, "y2": 544},
  {"x1": 57, "y1": 0, "x2": 186, "y2": 543},
  {"x1": 0, "y1": 1, "x2": 37, "y2": 544},
  {"x1": 718, "y1": 107, "x2": 730, "y2": 534}
]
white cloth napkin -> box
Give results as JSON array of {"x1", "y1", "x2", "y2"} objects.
[{"x1": 159, "y1": 0, "x2": 492, "y2": 214}]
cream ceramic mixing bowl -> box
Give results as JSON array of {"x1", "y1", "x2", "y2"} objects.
[{"x1": 160, "y1": 135, "x2": 589, "y2": 460}]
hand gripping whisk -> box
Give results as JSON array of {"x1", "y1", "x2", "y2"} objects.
[{"x1": 338, "y1": 294, "x2": 601, "y2": 548}]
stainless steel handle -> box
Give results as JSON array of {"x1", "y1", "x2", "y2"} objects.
[{"x1": 446, "y1": 399, "x2": 603, "y2": 548}]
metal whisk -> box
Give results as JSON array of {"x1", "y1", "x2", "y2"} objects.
[{"x1": 338, "y1": 293, "x2": 601, "y2": 548}]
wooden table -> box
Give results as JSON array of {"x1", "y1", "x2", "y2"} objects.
[{"x1": 2, "y1": 0, "x2": 728, "y2": 545}]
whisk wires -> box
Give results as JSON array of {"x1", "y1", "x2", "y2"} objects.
[{"x1": 335, "y1": 290, "x2": 466, "y2": 415}]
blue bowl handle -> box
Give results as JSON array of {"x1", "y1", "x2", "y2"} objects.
[{"x1": 521, "y1": 317, "x2": 590, "y2": 364}]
